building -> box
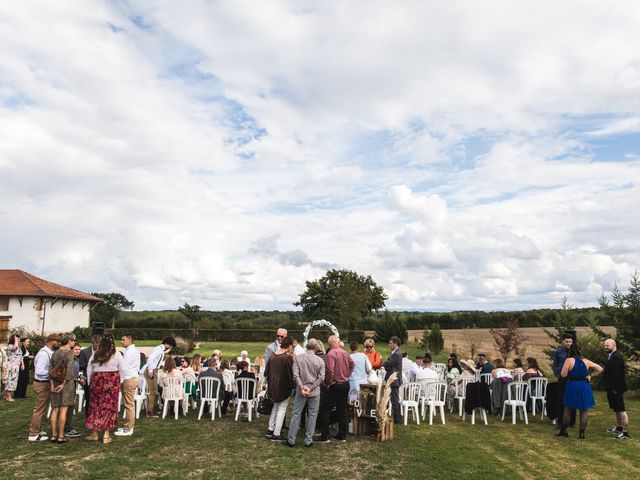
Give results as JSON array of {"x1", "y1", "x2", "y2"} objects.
[{"x1": 0, "y1": 269, "x2": 101, "y2": 341}]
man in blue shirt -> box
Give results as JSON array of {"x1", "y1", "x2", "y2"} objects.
[
  {"x1": 553, "y1": 333, "x2": 576, "y2": 427},
  {"x1": 477, "y1": 354, "x2": 493, "y2": 374}
]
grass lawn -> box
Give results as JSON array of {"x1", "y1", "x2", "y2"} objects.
[{"x1": 1, "y1": 380, "x2": 639, "y2": 479}]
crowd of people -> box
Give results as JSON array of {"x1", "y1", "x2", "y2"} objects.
[{"x1": 0, "y1": 327, "x2": 631, "y2": 446}]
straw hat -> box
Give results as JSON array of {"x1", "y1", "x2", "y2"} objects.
[{"x1": 459, "y1": 359, "x2": 477, "y2": 374}]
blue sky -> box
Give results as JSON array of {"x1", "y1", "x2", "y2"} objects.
[{"x1": 1, "y1": 1, "x2": 639, "y2": 311}]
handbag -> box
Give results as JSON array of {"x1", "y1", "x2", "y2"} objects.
[
  {"x1": 367, "y1": 371, "x2": 379, "y2": 384},
  {"x1": 257, "y1": 394, "x2": 274, "y2": 414},
  {"x1": 50, "y1": 359, "x2": 67, "y2": 382}
]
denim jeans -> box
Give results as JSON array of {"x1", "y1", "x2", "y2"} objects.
[
  {"x1": 288, "y1": 390, "x2": 320, "y2": 446},
  {"x1": 268, "y1": 399, "x2": 289, "y2": 436}
]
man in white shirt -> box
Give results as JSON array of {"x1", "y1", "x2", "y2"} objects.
[
  {"x1": 401, "y1": 352, "x2": 414, "y2": 380},
  {"x1": 416, "y1": 357, "x2": 439, "y2": 382},
  {"x1": 292, "y1": 339, "x2": 305, "y2": 356},
  {"x1": 408, "y1": 356, "x2": 424, "y2": 382},
  {"x1": 115, "y1": 334, "x2": 141, "y2": 436},
  {"x1": 143, "y1": 336, "x2": 176, "y2": 418},
  {"x1": 27, "y1": 333, "x2": 61, "y2": 441}
]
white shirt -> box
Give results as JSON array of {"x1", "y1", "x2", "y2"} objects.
[
  {"x1": 122, "y1": 344, "x2": 141, "y2": 380},
  {"x1": 415, "y1": 366, "x2": 439, "y2": 382},
  {"x1": 402, "y1": 357, "x2": 414, "y2": 376},
  {"x1": 34, "y1": 346, "x2": 54, "y2": 381},
  {"x1": 408, "y1": 362, "x2": 422, "y2": 382},
  {"x1": 145, "y1": 344, "x2": 166, "y2": 373},
  {"x1": 294, "y1": 344, "x2": 305, "y2": 355},
  {"x1": 87, "y1": 351, "x2": 125, "y2": 385}
]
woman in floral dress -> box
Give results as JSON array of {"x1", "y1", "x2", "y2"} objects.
[{"x1": 3, "y1": 334, "x2": 24, "y2": 402}]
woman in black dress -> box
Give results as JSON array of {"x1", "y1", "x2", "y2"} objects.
[{"x1": 14, "y1": 337, "x2": 31, "y2": 398}]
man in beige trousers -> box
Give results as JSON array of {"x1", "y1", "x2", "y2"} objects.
[
  {"x1": 27, "y1": 334, "x2": 60, "y2": 441},
  {"x1": 115, "y1": 334, "x2": 140, "y2": 436}
]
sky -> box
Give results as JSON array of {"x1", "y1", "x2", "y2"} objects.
[{"x1": 1, "y1": 1, "x2": 639, "y2": 312}]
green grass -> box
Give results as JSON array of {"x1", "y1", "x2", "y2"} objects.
[{"x1": 1, "y1": 382, "x2": 639, "y2": 479}]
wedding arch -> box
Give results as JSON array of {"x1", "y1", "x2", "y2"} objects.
[{"x1": 302, "y1": 319, "x2": 339, "y2": 347}]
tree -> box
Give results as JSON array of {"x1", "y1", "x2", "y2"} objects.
[
  {"x1": 178, "y1": 303, "x2": 201, "y2": 330},
  {"x1": 490, "y1": 320, "x2": 528, "y2": 362},
  {"x1": 592, "y1": 272, "x2": 640, "y2": 389},
  {"x1": 542, "y1": 295, "x2": 576, "y2": 364},
  {"x1": 374, "y1": 310, "x2": 407, "y2": 344},
  {"x1": 428, "y1": 323, "x2": 445, "y2": 354},
  {"x1": 420, "y1": 323, "x2": 444, "y2": 354},
  {"x1": 294, "y1": 269, "x2": 388, "y2": 329},
  {"x1": 90, "y1": 292, "x2": 135, "y2": 329}
]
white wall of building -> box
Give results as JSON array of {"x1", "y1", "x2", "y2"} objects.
[{"x1": 7, "y1": 296, "x2": 91, "y2": 334}]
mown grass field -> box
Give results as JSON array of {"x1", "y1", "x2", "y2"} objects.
[{"x1": 1, "y1": 371, "x2": 638, "y2": 479}]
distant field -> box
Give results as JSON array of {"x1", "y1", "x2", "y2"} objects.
[{"x1": 395, "y1": 326, "x2": 617, "y2": 372}]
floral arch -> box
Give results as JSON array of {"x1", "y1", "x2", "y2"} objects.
[{"x1": 302, "y1": 319, "x2": 340, "y2": 347}]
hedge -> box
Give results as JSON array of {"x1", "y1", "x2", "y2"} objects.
[{"x1": 105, "y1": 328, "x2": 365, "y2": 343}]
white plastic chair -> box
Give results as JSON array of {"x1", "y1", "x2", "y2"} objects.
[
  {"x1": 399, "y1": 382, "x2": 421, "y2": 425},
  {"x1": 161, "y1": 377, "x2": 184, "y2": 420},
  {"x1": 528, "y1": 377, "x2": 548, "y2": 420},
  {"x1": 198, "y1": 377, "x2": 222, "y2": 421},
  {"x1": 422, "y1": 381, "x2": 447, "y2": 425},
  {"x1": 183, "y1": 373, "x2": 198, "y2": 413},
  {"x1": 134, "y1": 375, "x2": 149, "y2": 419},
  {"x1": 123, "y1": 375, "x2": 148, "y2": 420},
  {"x1": 75, "y1": 383, "x2": 85, "y2": 414},
  {"x1": 513, "y1": 372, "x2": 525, "y2": 382},
  {"x1": 480, "y1": 373, "x2": 493, "y2": 385},
  {"x1": 502, "y1": 381, "x2": 529, "y2": 424},
  {"x1": 453, "y1": 377, "x2": 473, "y2": 416},
  {"x1": 234, "y1": 378, "x2": 257, "y2": 422}
]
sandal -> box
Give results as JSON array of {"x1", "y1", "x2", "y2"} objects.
[
  {"x1": 50, "y1": 437, "x2": 58, "y2": 443},
  {"x1": 57, "y1": 437, "x2": 69, "y2": 444}
]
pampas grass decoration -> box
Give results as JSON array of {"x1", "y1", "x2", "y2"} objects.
[{"x1": 376, "y1": 372, "x2": 397, "y2": 441}]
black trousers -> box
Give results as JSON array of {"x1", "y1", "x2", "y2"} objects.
[
  {"x1": 390, "y1": 385, "x2": 401, "y2": 423},
  {"x1": 319, "y1": 382, "x2": 349, "y2": 439},
  {"x1": 558, "y1": 377, "x2": 576, "y2": 426},
  {"x1": 14, "y1": 367, "x2": 30, "y2": 398}
]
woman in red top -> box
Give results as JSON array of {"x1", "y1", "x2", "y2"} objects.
[{"x1": 363, "y1": 339, "x2": 382, "y2": 370}]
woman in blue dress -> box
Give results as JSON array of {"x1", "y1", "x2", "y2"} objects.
[{"x1": 556, "y1": 343, "x2": 603, "y2": 439}]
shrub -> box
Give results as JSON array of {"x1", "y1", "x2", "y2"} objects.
[
  {"x1": 72, "y1": 326, "x2": 92, "y2": 343},
  {"x1": 173, "y1": 336, "x2": 196, "y2": 355},
  {"x1": 427, "y1": 323, "x2": 445, "y2": 354}
]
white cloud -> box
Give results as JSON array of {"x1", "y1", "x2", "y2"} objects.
[{"x1": 1, "y1": 1, "x2": 639, "y2": 311}]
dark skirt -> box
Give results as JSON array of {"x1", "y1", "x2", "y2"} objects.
[{"x1": 85, "y1": 372, "x2": 120, "y2": 431}]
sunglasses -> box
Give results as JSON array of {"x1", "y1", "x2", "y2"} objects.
[{"x1": 276, "y1": 335, "x2": 284, "y2": 339}]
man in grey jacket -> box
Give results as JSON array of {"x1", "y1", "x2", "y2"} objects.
[{"x1": 283, "y1": 339, "x2": 325, "y2": 448}]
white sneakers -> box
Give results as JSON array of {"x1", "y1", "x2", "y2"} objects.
[
  {"x1": 114, "y1": 428, "x2": 134, "y2": 437},
  {"x1": 28, "y1": 433, "x2": 49, "y2": 442}
]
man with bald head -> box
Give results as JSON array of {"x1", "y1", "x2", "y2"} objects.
[
  {"x1": 604, "y1": 339, "x2": 629, "y2": 440},
  {"x1": 265, "y1": 328, "x2": 288, "y2": 365},
  {"x1": 317, "y1": 335, "x2": 354, "y2": 443}
]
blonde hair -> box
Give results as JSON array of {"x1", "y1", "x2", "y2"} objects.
[
  {"x1": 253, "y1": 355, "x2": 265, "y2": 368},
  {"x1": 364, "y1": 339, "x2": 374, "y2": 348},
  {"x1": 191, "y1": 354, "x2": 202, "y2": 373}
]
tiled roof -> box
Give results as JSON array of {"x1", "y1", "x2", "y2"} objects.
[{"x1": 0, "y1": 269, "x2": 101, "y2": 302}]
